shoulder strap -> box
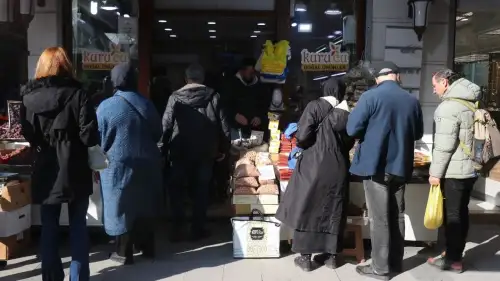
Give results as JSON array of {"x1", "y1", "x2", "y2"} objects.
[{"x1": 445, "y1": 98, "x2": 477, "y2": 157}]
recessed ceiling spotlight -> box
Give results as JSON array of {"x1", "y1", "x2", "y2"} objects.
[
  {"x1": 209, "y1": 30, "x2": 216, "y2": 33},
  {"x1": 291, "y1": 22, "x2": 297, "y2": 27},
  {"x1": 250, "y1": 35, "x2": 257, "y2": 38},
  {"x1": 170, "y1": 34, "x2": 176, "y2": 38},
  {"x1": 165, "y1": 28, "x2": 172, "y2": 31},
  {"x1": 325, "y1": 4, "x2": 342, "y2": 15},
  {"x1": 295, "y1": 2, "x2": 307, "y2": 12},
  {"x1": 208, "y1": 21, "x2": 216, "y2": 25},
  {"x1": 254, "y1": 30, "x2": 261, "y2": 33},
  {"x1": 210, "y1": 35, "x2": 216, "y2": 38},
  {"x1": 327, "y1": 35, "x2": 335, "y2": 39},
  {"x1": 123, "y1": 14, "x2": 130, "y2": 18},
  {"x1": 158, "y1": 20, "x2": 167, "y2": 23},
  {"x1": 257, "y1": 23, "x2": 266, "y2": 26},
  {"x1": 334, "y1": 30, "x2": 342, "y2": 35},
  {"x1": 298, "y1": 23, "x2": 312, "y2": 33}
]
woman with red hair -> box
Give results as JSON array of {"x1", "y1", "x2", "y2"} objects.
[{"x1": 21, "y1": 47, "x2": 99, "y2": 281}]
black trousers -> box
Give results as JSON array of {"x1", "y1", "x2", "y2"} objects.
[
  {"x1": 440, "y1": 177, "x2": 476, "y2": 262},
  {"x1": 115, "y1": 218, "x2": 155, "y2": 259},
  {"x1": 363, "y1": 175, "x2": 405, "y2": 274}
]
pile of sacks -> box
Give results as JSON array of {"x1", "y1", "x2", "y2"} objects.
[{"x1": 233, "y1": 151, "x2": 279, "y2": 195}]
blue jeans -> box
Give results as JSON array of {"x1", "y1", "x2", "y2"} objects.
[{"x1": 41, "y1": 197, "x2": 90, "y2": 281}]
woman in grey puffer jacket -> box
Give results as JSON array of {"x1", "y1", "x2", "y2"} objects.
[{"x1": 427, "y1": 69, "x2": 480, "y2": 273}]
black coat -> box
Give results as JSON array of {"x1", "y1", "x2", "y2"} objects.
[
  {"x1": 162, "y1": 83, "x2": 231, "y2": 164},
  {"x1": 221, "y1": 75, "x2": 272, "y2": 131},
  {"x1": 276, "y1": 98, "x2": 354, "y2": 234},
  {"x1": 21, "y1": 76, "x2": 100, "y2": 204}
]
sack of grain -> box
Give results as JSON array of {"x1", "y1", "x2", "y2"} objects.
[
  {"x1": 234, "y1": 177, "x2": 259, "y2": 188},
  {"x1": 234, "y1": 164, "x2": 260, "y2": 178}
]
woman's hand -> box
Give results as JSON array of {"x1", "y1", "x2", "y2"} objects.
[{"x1": 93, "y1": 171, "x2": 100, "y2": 183}]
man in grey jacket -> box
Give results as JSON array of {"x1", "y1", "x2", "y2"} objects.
[{"x1": 427, "y1": 69, "x2": 480, "y2": 273}]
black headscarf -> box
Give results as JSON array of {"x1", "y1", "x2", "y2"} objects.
[
  {"x1": 110, "y1": 62, "x2": 139, "y2": 92},
  {"x1": 322, "y1": 77, "x2": 346, "y2": 101}
]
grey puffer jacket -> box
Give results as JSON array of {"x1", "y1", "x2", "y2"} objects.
[{"x1": 429, "y1": 78, "x2": 480, "y2": 179}]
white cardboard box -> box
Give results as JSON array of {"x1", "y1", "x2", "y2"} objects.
[
  {"x1": 232, "y1": 194, "x2": 279, "y2": 205},
  {"x1": 231, "y1": 216, "x2": 281, "y2": 258},
  {"x1": 0, "y1": 204, "x2": 31, "y2": 237}
]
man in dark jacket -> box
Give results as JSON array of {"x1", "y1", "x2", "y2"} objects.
[
  {"x1": 347, "y1": 61, "x2": 424, "y2": 280},
  {"x1": 223, "y1": 58, "x2": 272, "y2": 140},
  {"x1": 162, "y1": 63, "x2": 230, "y2": 241}
]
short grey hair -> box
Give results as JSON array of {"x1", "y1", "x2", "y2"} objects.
[
  {"x1": 433, "y1": 69, "x2": 461, "y2": 84},
  {"x1": 185, "y1": 63, "x2": 205, "y2": 84}
]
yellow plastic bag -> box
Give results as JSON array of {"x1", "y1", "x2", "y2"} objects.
[
  {"x1": 260, "y1": 40, "x2": 289, "y2": 75},
  {"x1": 424, "y1": 185, "x2": 444, "y2": 230}
]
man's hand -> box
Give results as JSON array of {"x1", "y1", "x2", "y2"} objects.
[
  {"x1": 429, "y1": 176, "x2": 440, "y2": 186},
  {"x1": 235, "y1": 113, "x2": 248, "y2": 126},
  {"x1": 251, "y1": 117, "x2": 261, "y2": 127}
]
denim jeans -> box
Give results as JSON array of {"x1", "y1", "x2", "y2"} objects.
[
  {"x1": 363, "y1": 176, "x2": 405, "y2": 274},
  {"x1": 168, "y1": 161, "x2": 214, "y2": 231},
  {"x1": 41, "y1": 197, "x2": 90, "y2": 281},
  {"x1": 439, "y1": 177, "x2": 476, "y2": 262}
]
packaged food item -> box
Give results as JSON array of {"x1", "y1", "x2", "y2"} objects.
[
  {"x1": 236, "y1": 158, "x2": 254, "y2": 167},
  {"x1": 258, "y1": 179, "x2": 275, "y2": 185},
  {"x1": 241, "y1": 151, "x2": 257, "y2": 162},
  {"x1": 234, "y1": 177, "x2": 259, "y2": 188},
  {"x1": 233, "y1": 186, "x2": 258, "y2": 195},
  {"x1": 234, "y1": 164, "x2": 260, "y2": 178},
  {"x1": 257, "y1": 184, "x2": 279, "y2": 195}
]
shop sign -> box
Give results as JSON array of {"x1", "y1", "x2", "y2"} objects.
[
  {"x1": 301, "y1": 43, "x2": 349, "y2": 71},
  {"x1": 82, "y1": 44, "x2": 129, "y2": 70}
]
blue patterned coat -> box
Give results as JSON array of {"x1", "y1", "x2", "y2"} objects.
[{"x1": 97, "y1": 90, "x2": 163, "y2": 236}]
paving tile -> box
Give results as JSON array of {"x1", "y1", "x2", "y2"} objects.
[{"x1": 222, "y1": 259, "x2": 262, "y2": 281}]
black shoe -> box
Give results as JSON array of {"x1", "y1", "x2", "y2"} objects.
[
  {"x1": 109, "y1": 252, "x2": 133, "y2": 265},
  {"x1": 294, "y1": 255, "x2": 313, "y2": 272},
  {"x1": 356, "y1": 265, "x2": 389, "y2": 280},
  {"x1": 313, "y1": 253, "x2": 342, "y2": 269},
  {"x1": 0, "y1": 260, "x2": 7, "y2": 270}
]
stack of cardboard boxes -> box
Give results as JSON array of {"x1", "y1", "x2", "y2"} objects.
[
  {"x1": 0, "y1": 175, "x2": 31, "y2": 262},
  {"x1": 268, "y1": 113, "x2": 281, "y2": 156}
]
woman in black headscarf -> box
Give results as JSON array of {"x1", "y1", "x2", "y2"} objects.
[{"x1": 276, "y1": 77, "x2": 355, "y2": 271}]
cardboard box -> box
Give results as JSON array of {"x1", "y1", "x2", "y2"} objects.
[
  {"x1": 232, "y1": 194, "x2": 279, "y2": 205},
  {"x1": 0, "y1": 204, "x2": 31, "y2": 237},
  {"x1": 234, "y1": 204, "x2": 279, "y2": 215},
  {"x1": 0, "y1": 180, "x2": 31, "y2": 211},
  {"x1": 0, "y1": 230, "x2": 31, "y2": 260}
]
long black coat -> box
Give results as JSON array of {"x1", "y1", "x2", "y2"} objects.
[
  {"x1": 276, "y1": 98, "x2": 354, "y2": 234},
  {"x1": 21, "y1": 76, "x2": 99, "y2": 204}
]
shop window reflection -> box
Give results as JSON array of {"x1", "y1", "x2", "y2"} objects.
[{"x1": 72, "y1": 0, "x2": 138, "y2": 101}]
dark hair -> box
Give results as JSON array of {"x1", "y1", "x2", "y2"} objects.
[
  {"x1": 433, "y1": 69, "x2": 462, "y2": 85},
  {"x1": 185, "y1": 63, "x2": 205, "y2": 84},
  {"x1": 240, "y1": 57, "x2": 256, "y2": 70}
]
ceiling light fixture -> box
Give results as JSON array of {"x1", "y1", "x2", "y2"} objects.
[
  {"x1": 295, "y1": 2, "x2": 307, "y2": 12},
  {"x1": 327, "y1": 35, "x2": 334, "y2": 39},
  {"x1": 90, "y1": 1, "x2": 98, "y2": 15},
  {"x1": 254, "y1": 30, "x2": 261, "y2": 33},
  {"x1": 208, "y1": 21, "x2": 216, "y2": 25},
  {"x1": 334, "y1": 30, "x2": 342, "y2": 35},
  {"x1": 210, "y1": 35, "x2": 216, "y2": 38},
  {"x1": 209, "y1": 30, "x2": 216, "y2": 33},
  {"x1": 170, "y1": 34, "x2": 176, "y2": 38},
  {"x1": 291, "y1": 22, "x2": 297, "y2": 27},
  {"x1": 158, "y1": 20, "x2": 167, "y2": 23},
  {"x1": 101, "y1": 0, "x2": 118, "y2": 11},
  {"x1": 298, "y1": 23, "x2": 312, "y2": 33},
  {"x1": 165, "y1": 28, "x2": 172, "y2": 31},
  {"x1": 331, "y1": 72, "x2": 347, "y2": 77},
  {"x1": 123, "y1": 14, "x2": 130, "y2": 18},
  {"x1": 250, "y1": 35, "x2": 257, "y2": 38},
  {"x1": 325, "y1": 4, "x2": 342, "y2": 15},
  {"x1": 258, "y1": 23, "x2": 266, "y2": 26}
]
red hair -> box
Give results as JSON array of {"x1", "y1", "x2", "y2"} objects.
[{"x1": 34, "y1": 47, "x2": 73, "y2": 79}]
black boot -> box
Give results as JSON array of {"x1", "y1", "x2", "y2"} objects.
[
  {"x1": 313, "y1": 253, "x2": 342, "y2": 269},
  {"x1": 294, "y1": 254, "x2": 313, "y2": 272}
]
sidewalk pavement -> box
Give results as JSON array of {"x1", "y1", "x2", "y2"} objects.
[{"x1": 1, "y1": 223, "x2": 499, "y2": 281}]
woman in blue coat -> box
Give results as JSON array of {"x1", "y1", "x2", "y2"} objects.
[{"x1": 97, "y1": 62, "x2": 163, "y2": 265}]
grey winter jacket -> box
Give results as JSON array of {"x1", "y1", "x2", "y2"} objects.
[{"x1": 429, "y1": 78, "x2": 481, "y2": 179}]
